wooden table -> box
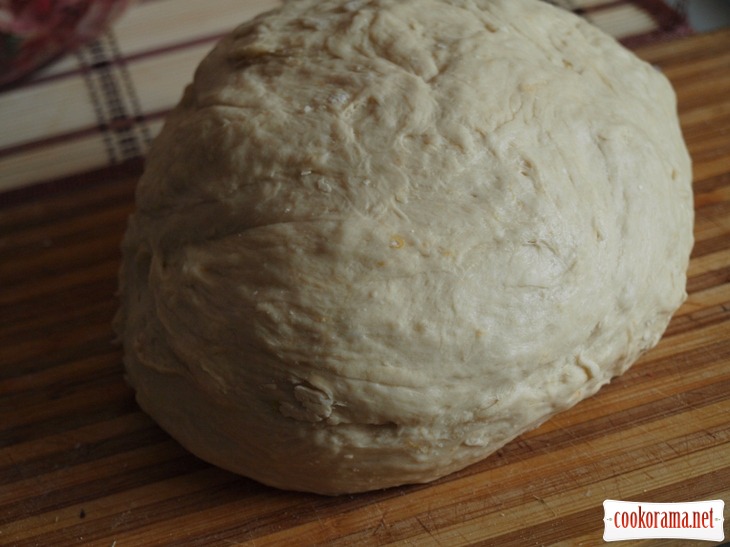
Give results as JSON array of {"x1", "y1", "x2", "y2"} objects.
[{"x1": 1, "y1": 27, "x2": 729, "y2": 547}]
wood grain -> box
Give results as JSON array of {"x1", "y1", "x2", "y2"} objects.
[{"x1": 1, "y1": 28, "x2": 729, "y2": 547}]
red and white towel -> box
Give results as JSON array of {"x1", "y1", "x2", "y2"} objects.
[{"x1": 0, "y1": 0, "x2": 690, "y2": 195}]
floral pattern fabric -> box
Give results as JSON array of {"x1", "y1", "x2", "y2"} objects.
[{"x1": 0, "y1": 0, "x2": 131, "y2": 86}]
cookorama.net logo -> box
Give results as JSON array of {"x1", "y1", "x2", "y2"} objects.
[{"x1": 603, "y1": 500, "x2": 725, "y2": 542}]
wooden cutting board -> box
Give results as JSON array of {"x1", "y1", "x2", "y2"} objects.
[{"x1": 1, "y1": 28, "x2": 729, "y2": 547}]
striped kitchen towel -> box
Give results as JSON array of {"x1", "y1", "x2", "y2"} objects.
[{"x1": 0, "y1": 0, "x2": 690, "y2": 195}]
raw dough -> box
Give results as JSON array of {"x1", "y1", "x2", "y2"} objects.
[{"x1": 115, "y1": 0, "x2": 693, "y2": 494}]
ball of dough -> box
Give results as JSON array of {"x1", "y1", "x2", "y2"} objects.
[{"x1": 115, "y1": 0, "x2": 693, "y2": 494}]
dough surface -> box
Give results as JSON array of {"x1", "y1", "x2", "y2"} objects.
[{"x1": 115, "y1": 0, "x2": 693, "y2": 494}]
